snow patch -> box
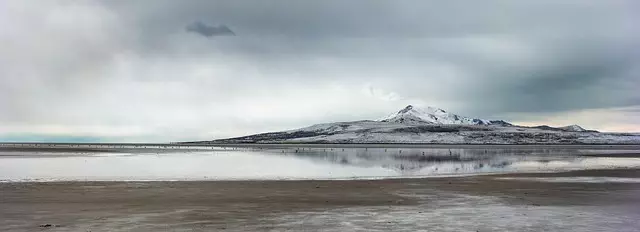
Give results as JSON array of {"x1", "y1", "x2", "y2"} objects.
[{"x1": 380, "y1": 105, "x2": 493, "y2": 125}]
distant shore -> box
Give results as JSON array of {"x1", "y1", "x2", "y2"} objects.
[{"x1": 2, "y1": 142, "x2": 640, "y2": 150}]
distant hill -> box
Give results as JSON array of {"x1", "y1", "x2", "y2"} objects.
[{"x1": 189, "y1": 105, "x2": 640, "y2": 144}]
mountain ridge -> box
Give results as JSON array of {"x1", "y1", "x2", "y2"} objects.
[
  {"x1": 188, "y1": 105, "x2": 640, "y2": 144},
  {"x1": 380, "y1": 105, "x2": 509, "y2": 126}
]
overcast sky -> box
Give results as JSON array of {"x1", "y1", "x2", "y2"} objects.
[{"x1": 1, "y1": 0, "x2": 639, "y2": 142}]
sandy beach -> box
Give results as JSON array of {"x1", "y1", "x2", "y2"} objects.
[{"x1": 1, "y1": 169, "x2": 639, "y2": 231}]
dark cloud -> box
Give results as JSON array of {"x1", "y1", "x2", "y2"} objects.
[
  {"x1": 185, "y1": 21, "x2": 235, "y2": 37},
  {"x1": 448, "y1": 37, "x2": 640, "y2": 116}
]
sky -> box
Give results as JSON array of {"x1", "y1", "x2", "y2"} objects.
[{"x1": 1, "y1": 0, "x2": 639, "y2": 142}]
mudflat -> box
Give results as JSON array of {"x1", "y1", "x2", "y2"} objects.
[{"x1": 2, "y1": 169, "x2": 640, "y2": 232}]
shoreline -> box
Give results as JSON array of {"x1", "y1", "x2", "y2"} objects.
[
  {"x1": 3, "y1": 168, "x2": 640, "y2": 183},
  {"x1": 3, "y1": 143, "x2": 640, "y2": 150}
]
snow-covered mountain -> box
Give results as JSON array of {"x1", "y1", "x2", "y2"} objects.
[
  {"x1": 190, "y1": 105, "x2": 640, "y2": 144},
  {"x1": 380, "y1": 105, "x2": 506, "y2": 125},
  {"x1": 560, "y1": 125, "x2": 588, "y2": 132}
]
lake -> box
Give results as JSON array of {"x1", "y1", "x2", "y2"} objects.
[{"x1": 2, "y1": 145, "x2": 640, "y2": 181}]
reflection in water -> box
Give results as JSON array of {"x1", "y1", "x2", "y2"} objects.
[
  {"x1": 273, "y1": 148, "x2": 640, "y2": 176},
  {"x1": 0, "y1": 148, "x2": 639, "y2": 181}
]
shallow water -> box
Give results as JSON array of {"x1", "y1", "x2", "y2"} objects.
[{"x1": 1, "y1": 147, "x2": 639, "y2": 181}]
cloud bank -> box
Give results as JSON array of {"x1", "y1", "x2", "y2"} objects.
[{"x1": 0, "y1": 0, "x2": 638, "y2": 142}]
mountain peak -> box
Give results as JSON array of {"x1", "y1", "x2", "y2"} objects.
[
  {"x1": 381, "y1": 105, "x2": 491, "y2": 125},
  {"x1": 560, "y1": 124, "x2": 587, "y2": 132},
  {"x1": 398, "y1": 105, "x2": 414, "y2": 114},
  {"x1": 398, "y1": 105, "x2": 447, "y2": 114}
]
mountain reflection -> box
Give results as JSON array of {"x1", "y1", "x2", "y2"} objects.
[{"x1": 273, "y1": 148, "x2": 601, "y2": 175}]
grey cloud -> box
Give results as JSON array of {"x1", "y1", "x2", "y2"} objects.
[
  {"x1": 104, "y1": 0, "x2": 632, "y2": 38},
  {"x1": 450, "y1": 36, "x2": 640, "y2": 116},
  {"x1": 186, "y1": 21, "x2": 235, "y2": 37},
  {"x1": 1, "y1": 0, "x2": 639, "y2": 141}
]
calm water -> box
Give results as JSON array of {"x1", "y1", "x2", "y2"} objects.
[{"x1": 1, "y1": 147, "x2": 640, "y2": 181}]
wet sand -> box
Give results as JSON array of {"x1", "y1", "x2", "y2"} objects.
[{"x1": 2, "y1": 169, "x2": 640, "y2": 231}]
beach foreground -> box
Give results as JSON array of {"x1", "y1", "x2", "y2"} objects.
[{"x1": 2, "y1": 169, "x2": 640, "y2": 232}]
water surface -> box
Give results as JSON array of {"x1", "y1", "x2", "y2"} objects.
[{"x1": 1, "y1": 147, "x2": 639, "y2": 181}]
